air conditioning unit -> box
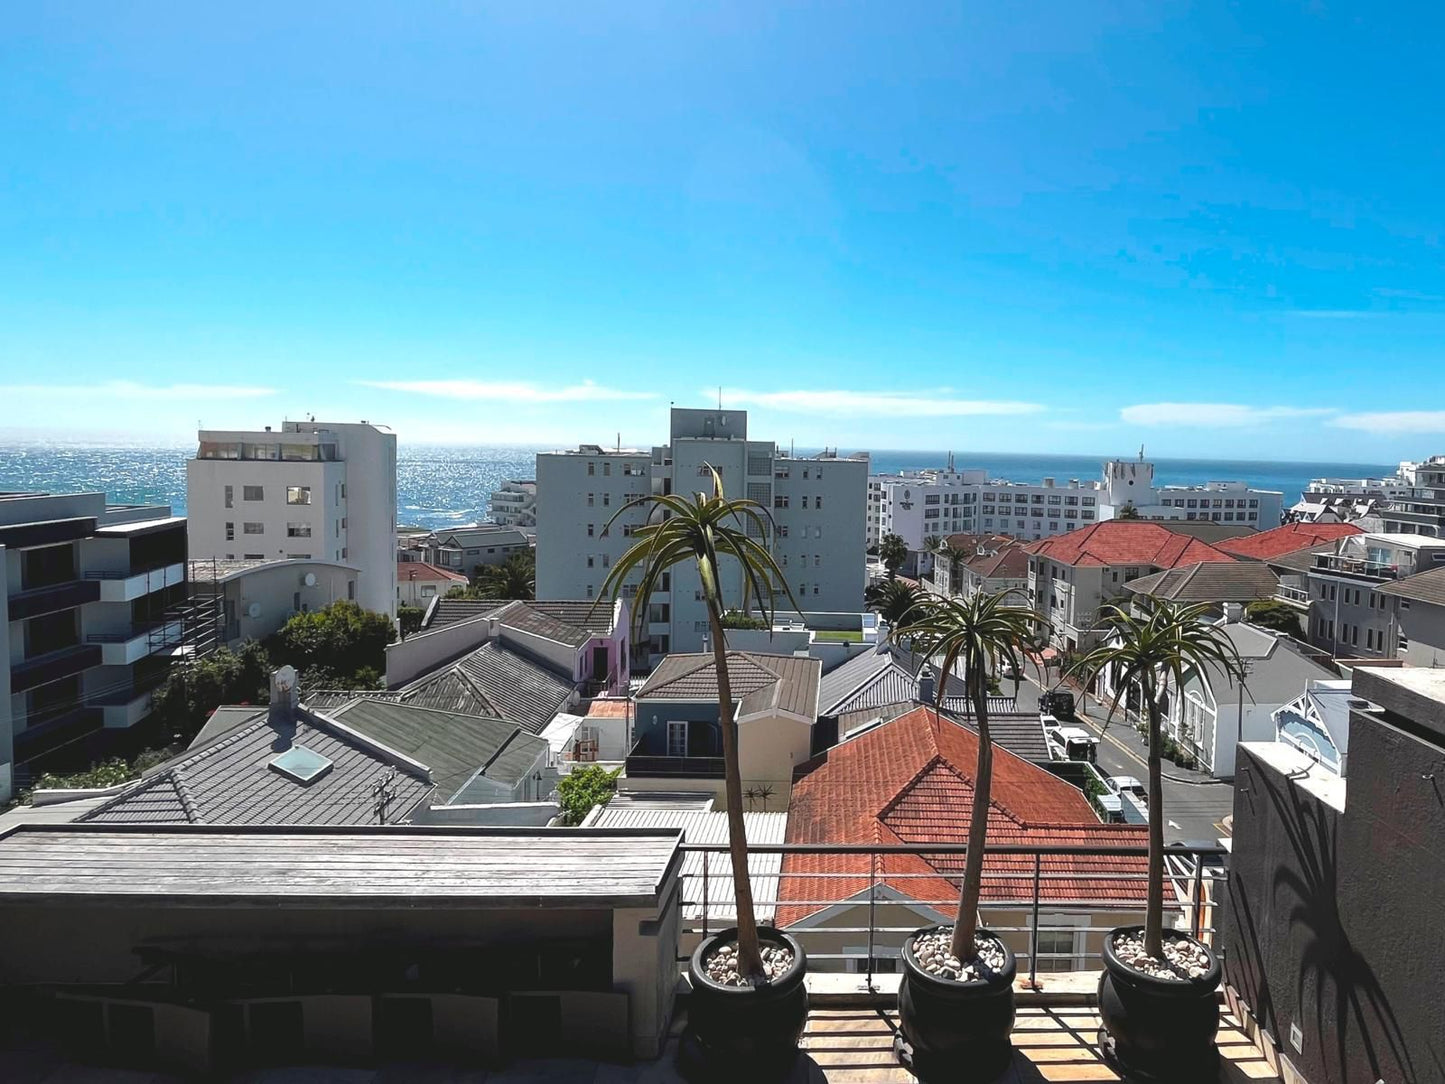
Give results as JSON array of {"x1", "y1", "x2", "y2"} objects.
[
  {"x1": 303, "y1": 572, "x2": 317, "y2": 587},
  {"x1": 246, "y1": 603, "x2": 262, "y2": 619}
]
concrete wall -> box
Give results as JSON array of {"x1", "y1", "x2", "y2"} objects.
[
  {"x1": 412, "y1": 801, "x2": 559, "y2": 826},
  {"x1": 384, "y1": 614, "x2": 492, "y2": 687},
  {"x1": 223, "y1": 561, "x2": 359, "y2": 647},
  {"x1": 1397, "y1": 598, "x2": 1445, "y2": 667},
  {"x1": 1224, "y1": 711, "x2": 1445, "y2": 1082},
  {"x1": 737, "y1": 713, "x2": 812, "y2": 790}
]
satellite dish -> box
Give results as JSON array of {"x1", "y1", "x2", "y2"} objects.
[
  {"x1": 247, "y1": 602, "x2": 262, "y2": 619},
  {"x1": 303, "y1": 572, "x2": 317, "y2": 587}
]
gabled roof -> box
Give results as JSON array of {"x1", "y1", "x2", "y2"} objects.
[
  {"x1": 1184, "y1": 623, "x2": 1335, "y2": 705},
  {"x1": 779, "y1": 706, "x2": 1149, "y2": 925},
  {"x1": 424, "y1": 599, "x2": 514, "y2": 631},
  {"x1": 1379, "y1": 565, "x2": 1445, "y2": 606},
  {"x1": 1264, "y1": 543, "x2": 1339, "y2": 574},
  {"x1": 963, "y1": 543, "x2": 1029, "y2": 581},
  {"x1": 817, "y1": 643, "x2": 966, "y2": 717},
  {"x1": 1122, "y1": 561, "x2": 1279, "y2": 603},
  {"x1": 1217, "y1": 522, "x2": 1363, "y2": 561},
  {"x1": 430, "y1": 525, "x2": 530, "y2": 548},
  {"x1": 1024, "y1": 521, "x2": 1236, "y2": 569},
  {"x1": 637, "y1": 652, "x2": 821, "y2": 720},
  {"x1": 82, "y1": 710, "x2": 434, "y2": 826},
  {"x1": 497, "y1": 599, "x2": 617, "y2": 647},
  {"x1": 327, "y1": 699, "x2": 549, "y2": 798},
  {"x1": 398, "y1": 561, "x2": 468, "y2": 583}
]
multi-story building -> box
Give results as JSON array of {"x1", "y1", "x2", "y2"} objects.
[
  {"x1": 1380, "y1": 566, "x2": 1445, "y2": 667},
  {"x1": 186, "y1": 419, "x2": 397, "y2": 617},
  {"x1": 1300, "y1": 532, "x2": 1445, "y2": 659},
  {"x1": 487, "y1": 479, "x2": 537, "y2": 531},
  {"x1": 868, "y1": 455, "x2": 1281, "y2": 552},
  {"x1": 1377, "y1": 454, "x2": 1445, "y2": 537},
  {"x1": 1025, "y1": 521, "x2": 1236, "y2": 652},
  {"x1": 1288, "y1": 456, "x2": 1438, "y2": 529},
  {"x1": 1, "y1": 491, "x2": 187, "y2": 799},
  {"x1": 536, "y1": 409, "x2": 869, "y2": 658},
  {"x1": 421, "y1": 525, "x2": 530, "y2": 574}
]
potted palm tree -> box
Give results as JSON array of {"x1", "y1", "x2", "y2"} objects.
[
  {"x1": 1066, "y1": 599, "x2": 1247, "y2": 1081},
  {"x1": 893, "y1": 592, "x2": 1042, "y2": 1081},
  {"x1": 595, "y1": 466, "x2": 806, "y2": 1082}
]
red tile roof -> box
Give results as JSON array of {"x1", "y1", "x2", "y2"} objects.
[
  {"x1": 778, "y1": 706, "x2": 1150, "y2": 925},
  {"x1": 398, "y1": 561, "x2": 470, "y2": 582},
  {"x1": 1024, "y1": 521, "x2": 1236, "y2": 569},
  {"x1": 1216, "y1": 522, "x2": 1363, "y2": 561}
]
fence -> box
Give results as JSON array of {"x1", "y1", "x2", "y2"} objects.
[{"x1": 678, "y1": 842, "x2": 1227, "y2": 990}]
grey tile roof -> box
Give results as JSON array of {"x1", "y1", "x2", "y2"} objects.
[
  {"x1": 82, "y1": 710, "x2": 433, "y2": 826},
  {"x1": 497, "y1": 599, "x2": 616, "y2": 647},
  {"x1": 425, "y1": 599, "x2": 513, "y2": 631},
  {"x1": 637, "y1": 652, "x2": 821, "y2": 719},
  {"x1": 328, "y1": 699, "x2": 548, "y2": 798},
  {"x1": 1122, "y1": 561, "x2": 1279, "y2": 602},
  {"x1": 1158, "y1": 522, "x2": 1259, "y2": 542},
  {"x1": 190, "y1": 705, "x2": 267, "y2": 750},
  {"x1": 1379, "y1": 566, "x2": 1445, "y2": 607},
  {"x1": 300, "y1": 690, "x2": 407, "y2": 713},
  {"x1": 1265, "y1": 544, "x2": 1336, "y2": 574},
  {"x1": 817, "y1": 644, "x2": 967, "y2": 717}
]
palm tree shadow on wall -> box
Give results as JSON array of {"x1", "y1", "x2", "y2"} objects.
[{"x1": 1248, "y1": 765, "x2": 1418, "y2": 1083}]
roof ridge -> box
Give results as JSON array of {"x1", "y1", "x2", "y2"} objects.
[{"x1": 171, "y1": 767, "x2": 203, "y2": 823}]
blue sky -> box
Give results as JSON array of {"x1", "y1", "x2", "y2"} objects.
[{"x1": 3, "y1": 2, "x2": 1444, "y2": 460}]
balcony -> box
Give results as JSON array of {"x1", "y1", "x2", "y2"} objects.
[
  {"x1": 10, "y1": 644, "x2": 101, "y2": 693},
  {"x1": 84, "y1": 619, "x2": 186, "y2": 666},
  {"x1": 1310, "y1": 554, "x2": 1405, "y2": 581},
  {"x1": 5, "y1": 579, "x2": 100, "y2": 620},
  {"x1": 1273, "y1": 584, "x2": 1311, "y2": 608},
  {"x1": 11, "y1": 705, "x2": 103, "y2": 761},
  {"x1": 624, "y1": 752, "x2": 726, "y2": 778},
  {"x1": 83, "y1": 561, "x2": 186, "y2": 602}
]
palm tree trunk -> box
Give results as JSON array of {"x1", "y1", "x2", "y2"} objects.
[
  {"x1": 952, "y1": 653, "x2": 992, "y2": 961},
  {"x1": 1144, "y1": 676, "x2": 1165, "y2": 958},
  {"x1": 708, "y1": 601, "x2": 764, "y2": 980}
]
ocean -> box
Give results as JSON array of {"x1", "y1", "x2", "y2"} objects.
[{"x1": 0, "y1": 441, "x2": 1398, "y2": 531}]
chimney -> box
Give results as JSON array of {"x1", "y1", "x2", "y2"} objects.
[
  {"x1": 1223, "y1": 602, "x2": 1244, "y2": 624},
  {"x1": 269, "y1": 665, "x2": 299, "y2": 733},
  {"x1": 917, "y1": 665, "x2": 936, "y2": 707}
]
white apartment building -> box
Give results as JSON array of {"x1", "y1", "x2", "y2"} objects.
[
  {"x1": 488, "y1": 479, "x2": 537, "y2": 531},
  {"x1": 1290, "y1": 456, "x2": 1445, "y2": 535},
  {"x1": 868, "y1": 456, "x2": 1282, "y2": 551},
  {"x1": 186, "y1": 420, "x2": 397, "y2": 617},
  {"x1": 536, "y1": 409, "x2": 869, "y2": 659}
]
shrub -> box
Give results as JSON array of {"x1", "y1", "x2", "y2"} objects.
[{"x1": 556, "y1": 765, "x2": 621, "y2": 826}]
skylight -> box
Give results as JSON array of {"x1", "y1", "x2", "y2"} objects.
[{"x1": 268, "y1": 744, "x2": 334, "y2": 784}]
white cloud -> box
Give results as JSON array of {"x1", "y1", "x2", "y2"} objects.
[
  {"x1": 357, "y1": 380, "x2": 655, "y2": 402},
  {"x1": 1119, "y1": 403, "x2": 1334, "y2": 428},
  {"x1": 0, "y1": 381, "x2": 277, "y2": 400},
  {"x1": 1332, "y1": 411, "x2": 1445, "y2": 434},
  {"x1": 717, "y1": 388, "x2": 1044, "y2": 418}
]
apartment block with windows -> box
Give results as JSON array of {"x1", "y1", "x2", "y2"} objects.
[
  {"x1": 1302, "y1": 532, "x2": 1445, "y2": 659},
  {"x1": 186, "y1": 419, "x2": 397, "y2": 617},
  {"x1": 536, "y1": 409, "x2": 868, "y2": 660},
  {"x1": 1, "y1": 492, "x2": 187, "y2": 800}
]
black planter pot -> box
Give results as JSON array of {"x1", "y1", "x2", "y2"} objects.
[
  {"x1": 896, "y1": 925, "x2": 1017, "y2": 1082},
  {"x1": 678, "y1": 926, "x2": 809, "y2": 1083},
  {"x1": 1097, "y1": 926, "x2": 1222, "y2": 1082}
]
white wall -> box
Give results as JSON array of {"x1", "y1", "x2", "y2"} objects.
[
  {"x1": 224, "y1": 562, "x2": 359, "y2": 646},
  {"x1": 384, "y1": 614, "x2": 493, "y2": 687}
]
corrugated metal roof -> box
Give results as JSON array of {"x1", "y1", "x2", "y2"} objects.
[
  {"x1": 328, "y1": 699, "x2": 548, "y2": 798},
  {"x1": 82, "y1": 711, "x2": 433, "y2": 826},
  {"x1": 591, "y1": 806, "x2": 787, "y2": 922}
]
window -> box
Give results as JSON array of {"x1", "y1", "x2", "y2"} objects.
[
  {"x1": 587, "y1": 555, "x2": 595, "y2": 568},
  {"x1": 1048, "y1": 495, "x2": 1061, "y2": 504},
  {"x1": 243, "y1": 485, "x2": 264, "y2": 501},
  {"x1": 224, "y1": 485, "x2": 233, "y2": 508},
  {"x1": 774, "y1": 495, "x2": 789, "y2": 509},
  {"x1": 225, "y1": 522, "x2": 235, "y2": 541},
  {"x1": 816, "y1": 496, "x2": 823, "y2": 509},
  {"x1": 603, "y1": 461, "x2": 611, "y2": 476},
  {"x1": 801, "y1": 496, "x2": 809, "y2": 509},
  {"x1": 587, "y1": 524, "x2": 595, "y2": 537},
  {"x1": 586, "y1": 584, "x2": 594, "y2": 598},
  {"x1": 814, "y1": 554, "x2": 822, "y2": 567},
  {"x1": 667, "y1": 721, "x2": 688, "y2": 758},
  {"x1": 588, "y1": 462, "x2": 595, "y2": 476},
  {"x1": 1035, "y1": 918, "x2": 1083, "y2": 972},
  {"x1": 287, "y1": 486, "x2": 311, "y2": 505},
  {"x1": 286, "y1": 523, "x2": 311, "y2": 538},
  {"x1": 243, "y1": 522, "x2": 264, "y2": 535},
  {"x1": 243, "y1": 553, "x2": 265, "y2": 560},
  {"x1": 286, "y1": 552, "x2": 311, "y2": 560},
  {"x1": 587, "y1": 493, "x2": 595, "y2": 507},
  {"x1": 603, "y1": 493, "x2": 610, "y2": 507}
]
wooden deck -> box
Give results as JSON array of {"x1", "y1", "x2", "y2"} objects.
[{"x1": 798, "y1": 1007, "x2": 1280, "y2": 1083}]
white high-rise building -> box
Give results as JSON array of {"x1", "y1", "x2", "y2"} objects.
[
  {"x1": 187, "y1": 420, "x2": 397, "y2": 617},
  {"x1": 535, "y1": 409, "x2": 868, "y2": 659},
  {"x1": 869, "y1": 455, "x2": 1283, "y2": 552}
]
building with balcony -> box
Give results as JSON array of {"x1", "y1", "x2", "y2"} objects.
[
  {"x1": 1300, "y1": 532, "x2": 1445, "y2": 659},
  {"x1": 0, "y1": 491, "x2": 187, "y2": 799},
  {"x1": 1025, "y1": 521, "x2": 1237, "y2": 651},
  {"x1": 418, "y1": 525, "x2": 530, "y2": 574},
  {"x1": 535, "y1": 409, "x2": 869, "y2": 658},
  {"x1": 486, "y1": 478, "x2": 537, "y2": 531},
  {"x1": 868, "y1": 455, "x2": 1282, "y2": 552},
  {"x1": 186, "y1": 419, "x2": 397, "y2": 618},
  {"x1": 1378, "y1": 565, "x2": 1445, "y2": 668},
  {"x1": 623, "y1": 650, "x2": 822, "y2": 808}
]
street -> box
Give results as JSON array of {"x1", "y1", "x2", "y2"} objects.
[{"x1": 1014, "y1": 670, "x2": 1236, "y2": 845}]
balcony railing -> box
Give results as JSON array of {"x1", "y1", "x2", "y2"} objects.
[
  {"x1": 1311, "y1": 555, "x2": 1404, "y2": 580},
  {"x1": 678, "y1": 842, "x2": 1227, "y2": 990},
  {"x1": 6, "y1": 579, "x2": 101, "y2": 620},
  {"x1": 624, "y1": 753, "x2": 726, "y2": 778},
  {"x1": 10, "y1": 644, "x2": 102, "y2": 693},
  {"x1": 1274, "y1": 584, "x2": 1311, "y2": 605}
]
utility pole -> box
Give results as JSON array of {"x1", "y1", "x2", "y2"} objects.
[{"x1": 371, "y1": 768, "x2": 398, "y2": 825}]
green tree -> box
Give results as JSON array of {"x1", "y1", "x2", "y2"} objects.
[
  {"x1": 475, "y1": 551, "x2": 536, "y2": 600},
  {"x1": 927, "y1": 536, "x2": 966, "y2": 595},
  {"x1": 719, "y1": 610, "x2": 768, "y2": 630},
  {"x1": 397, "y1": 605, "x2": 425, "y2": 639},
  {"x1": 595, "y1": 464, "x2": 799, "y2": 982},
  {"x1": 556, "y1": 764, "x2": 621, "y2": 825},
  {"x1": 1244, "y1": 599, "x2": 1302, "y2": 638},
  {"x1": 906, "y1": 592, "x2": 1044, "y2": 960},
  {"x1": 1116, "y1": 502, "x2": 1142, "y2": 520},
  {"x1": 878, "y1": 532, "x2": 908, "y2": 577},
  {"x1": 865, "y1": 577, "x2": 926, "y2": 630},
  {"x1": 1067, "y1": 599, "x2": 1248, "y2": 957},
  {"x1": 149, "y1": 641, "x2": 271, "y2": 742},
  {"x1": 265, "y1": 600, "x2": 395, "y2": 689}
]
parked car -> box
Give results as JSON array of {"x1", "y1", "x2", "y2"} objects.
[
  {"x1": 1038, "y1": 689, "x2": 1076, "y2": 720},
  {"x1": 1108, "y1": 775, "x2": 1146, "y2": 801},
  {"x1": 1043, "y1": 721, "x2": 1098, "y2": 763},
  {"x1": 998, "y1": 659, "x2": 1020, "y2": 681}
]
